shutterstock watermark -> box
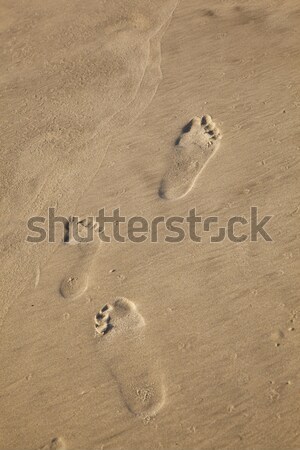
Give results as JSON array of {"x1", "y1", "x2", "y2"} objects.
[{"x1": 26, "y1": 207, "x2": 273, "y2": 244}]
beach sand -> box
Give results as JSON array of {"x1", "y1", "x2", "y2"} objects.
[{"x1": 0, "y1": 0, "x2": 299, "y2": 449}]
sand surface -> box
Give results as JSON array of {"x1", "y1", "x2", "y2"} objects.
[{"x1": 0, "y1": 0, "x2": 300, "y2": 449}]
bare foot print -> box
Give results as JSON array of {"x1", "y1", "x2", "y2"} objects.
[
  {"x1": 159, "y1": 115, "x2": 222, "y2": 200},
  {"x1": 94, "y1": 297, "x2": 165, "y2": 419},
  {"x1": 39, "y1": 437, "x2": 66, "y2": 450},
  {"x1": 59, "y1": 217, "x2": 101, "y2": 299}
]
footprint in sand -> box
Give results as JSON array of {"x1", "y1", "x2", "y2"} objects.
[
  {"x1": 59, "y1": 217, "x2": 101, "y2": 299},
  {"x1": 94, "y1": 297, "x2": 165, "y2": 419},
  {"x1": 39, "y1": 437, "x2": 65, "y2": 450},
  {"x1": 159, "y1": 115, "x2": 222, "y2": 200}
]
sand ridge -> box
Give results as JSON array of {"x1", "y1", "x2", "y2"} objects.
[{"x1": 0, "y1": 0, "x2": 179, "y2": 327}]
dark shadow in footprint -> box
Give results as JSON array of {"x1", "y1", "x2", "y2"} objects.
[{"x1": 39, "y1": 437, "x2": 65, "y2": 450}]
